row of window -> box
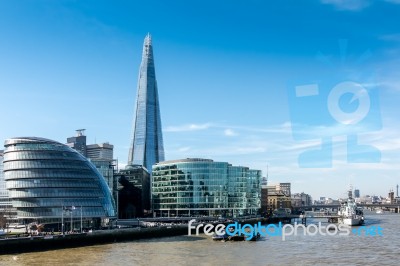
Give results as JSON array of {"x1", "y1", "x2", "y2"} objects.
[
  {"x1": 17, "y1": 207, "x2": 107, "y2": 218},
  {"x1": 9, "y1": 189, "x2": 103, "y2": 198},
  {"x1": 6, "y1": 179, "x2": 98, "y2": 189},
  {"x1": 12, "y1": 198, "x2": 104, "y2": 208},
  {"x1": 4, "y1": 161, "x2": 91, "y2": 171},
  {"x1": 154, "y1": 204, "x2": 252, "y2": 209},
  {"x1": 4, "y1": 150, "x2": 81, "y2": 161},
  {"x1": 4, "y1": 169, "x2": 95, "y2": 179},
  {"x1": 5, "y1": 143, "x2": 71, "y2": 152}
]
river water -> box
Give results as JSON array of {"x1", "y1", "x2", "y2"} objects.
[{"x1": 1, "y1": 212, "x2": 398, "y2": 266}]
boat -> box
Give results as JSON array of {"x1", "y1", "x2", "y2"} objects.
[
  {"x1": 228, "y1": 235, "x2": 245, "y2": 241},
  {"x1": 338, "y1": 188, "x2": 364, "y2": 226},
  {"x1": 212, "y1": 233, "x2": 229, "y2": 241},
  {"x1": 245, "y1": 232, "x2": 261, "y2": 241},
  {"x1": 376, "y1": 209, "x2": 383, "y2": 214}
]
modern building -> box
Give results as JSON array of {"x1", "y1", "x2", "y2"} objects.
[
  {"x1": 128, "y1": 34, "x2": 165, "y2": 171},
  {"x1": 0, "y1": 150, "x2": 16, "y2": 224},
  {"x1": 354, "y1": 188, "x2": 360, "y2": 198},
  {"x1": 115, "y1": 165, "x2": 150, "y2": 218},
  {"x1": 67, "y1": 131, "x2": 117, "y2": 203},
  {"x1": 66, "y1": 129, "x2": 87, "y2": 157},
  {"x1": 152, "y1": 158, "x2": 261, "y2": 217},
  {"x1": 260, "y1": 177, "x2": 268, "y2": 215},
  {"x1": 3, "y1": 137, "x2": 116, "y2": 228},
  {"x1": 86, "y1": 143, "x2": 114, "y2": 161}
]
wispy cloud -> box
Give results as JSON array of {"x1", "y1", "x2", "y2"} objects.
[
  {"x1": 165, "y1": 122, "x2": 292, "y2": 134},
  {"x1": 164, "y1": 123, "x2": 212, "y2": 132},
  {"x1": 321, "y1": 0, "x2": 371, "y2": 11},
  {"x1": 177, "y1": 146, "x2": 191, "y2": 152},
  {"x1": 224, "y1": 129, "x2": 238, "y2": 136},
  {"x1": 379, "y1": 33, "x2": 400, "y2": 42},
  {"x1": 385, "y1": 0, "x2": 400, "y2": 4}
]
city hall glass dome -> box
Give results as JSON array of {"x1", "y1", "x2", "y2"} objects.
[{"x1": 3, "y1": 137, "x2": 116, "y2": 222}]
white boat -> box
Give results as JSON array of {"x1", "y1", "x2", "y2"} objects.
[
  {"x1": 376, "y1": 209, "x2": 383, "y2": 214},
  {"x1": 338, "y1": 188, "x2": 364, "y2": 226}
]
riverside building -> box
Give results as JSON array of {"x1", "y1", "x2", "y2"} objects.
[
  {"x1": 3, "y1": 137, "x2": 116, "y2": 226},
  {"x1": 152, "y1": 158, "x2": 261, "y2": 217}
]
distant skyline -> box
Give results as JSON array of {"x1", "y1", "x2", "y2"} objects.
[{"x1": 1, "y1": 0, "x2": 399, "y2": 199}]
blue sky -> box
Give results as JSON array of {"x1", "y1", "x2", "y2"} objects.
[{"x1": 1, "y1": 0, "x2": 399, "y2": 199}]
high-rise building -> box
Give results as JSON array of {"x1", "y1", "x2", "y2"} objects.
[
  {"x1": 354, "y1": 189, "x2": 360, "y2": 198},
  {"x1": 3, "y1": 137, "x2": 116, "y2": 226},
  {"x1": 86, "y1": 143, "x2": 113, "y2": 161},
  {"x1": 66, "y1": 129, "x2": 87, "y2": 156},
  {"x1": 128, "y1": 34, "x2": 165, "y2": 171}
]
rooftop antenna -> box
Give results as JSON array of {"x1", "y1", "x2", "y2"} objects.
[{"x1": 76, "y1": 129, "x2": 86, "y2": 137}]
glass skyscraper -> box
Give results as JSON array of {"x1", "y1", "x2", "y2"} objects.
[
  {"x1": 152, "y1": 158, "x2": 261, "y2": 217},
  {"x1": 128, "y1": 34, "x2": 165, "y2": 171}
]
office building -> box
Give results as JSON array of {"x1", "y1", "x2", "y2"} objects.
[
  {"x1": 128, "y1": 34, "x2": 165, "y2": 171},
  {"x1": 115, "y1": 165, "x2": 150, "y2": 218},
  {"x1": 291, "y1": 192, "x2": 313, "y2": 208},
  {"x1": 260, "y1": 177, "x2": 268, "y2": 215},
  {"x1": 152, "y1": 158, "x2": 261, "y2": 217},
  {"x1": 67, "y1": 131, "x2": 117, "y2": 201},
  {"x1": 86, "y1": 143, "x2": 113, "y2": 161},
  {"x1": 354, "y1": 189, "x2": 360, "y2": 198},
  {"x1": 66, "y1": 129, "x2": 87, "y2": 156},
  {"x1": 3, "y1": 137, "x2": 116, "y2": 225}
]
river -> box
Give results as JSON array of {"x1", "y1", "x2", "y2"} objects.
[{"x1": 0, "y1": 212, "x2": 398, "y2": 266}]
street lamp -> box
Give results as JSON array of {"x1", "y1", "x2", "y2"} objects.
[
  {"x1": 80, "y1": 206, "x2": 83, "y2": 233},
  {"x1": 61, "y1": 206, "x2": 64, "y2": 236},
  {"x1": 70, "y1": 206, "x2": 76, "y2": 233}
]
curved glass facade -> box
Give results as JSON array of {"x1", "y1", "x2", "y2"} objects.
[
  {"x1": 152, "y1": 158, "x2": 261, "y2": 217},
  {"x1": 3, "y1": 137, "x2": 116, "y2": 221}
]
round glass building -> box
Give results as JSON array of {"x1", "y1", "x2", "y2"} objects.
[{"x1": 3, "y1": 137, "x2": 116, "y2": 226}]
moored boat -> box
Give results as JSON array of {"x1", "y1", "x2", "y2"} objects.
[{"x1": 338, "y1": 188, "x2": 364, "y2": 226}]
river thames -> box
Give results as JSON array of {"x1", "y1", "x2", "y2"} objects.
[{"x1": 1, "y1": 212, "x2": 398, "y2": 266}]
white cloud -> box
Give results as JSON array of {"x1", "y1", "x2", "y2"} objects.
[
  {"x1": 379, "y1": 33, "x2": 400, "y2": 42},
  {"x1": 224, "y1": 129, "x2": 237, "y2": 136},
  {"x1": 385, "y1": 0, "x2": 400, "y2": 4},
  {"x1": 178, "y1": 146, "x2": 191, "y2": 152},
  {"x1": 164, "y1": 123, "x2": 212, "y2": 132},
  {"x1": 321, "y1": 0, "x2": 371, "y2": 11}
]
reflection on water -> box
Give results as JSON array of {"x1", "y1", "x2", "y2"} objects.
[{"x1": 1, "y1": 213, "x2": 398, "y2": 266}]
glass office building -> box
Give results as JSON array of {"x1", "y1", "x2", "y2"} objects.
[
  {"x1": 0, "y1": 150, "x2": 12, "y2": 209},
  {"x1": 3, "y1": 137, "x2": 116, "y2": 224},
  {"x1": 128, "y1": 34, "x2": 165, "y2": 171},
  {"x1": 152, "y1": 158, "x2": 261, "y2": 217}
]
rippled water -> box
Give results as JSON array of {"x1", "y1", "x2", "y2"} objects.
[{"x1": 1, "y1": 212, "x2": 398, "y2": 266}]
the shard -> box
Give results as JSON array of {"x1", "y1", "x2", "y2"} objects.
[{"x1": 128, "y1": 34, "x2": 165, "y2": 171}]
